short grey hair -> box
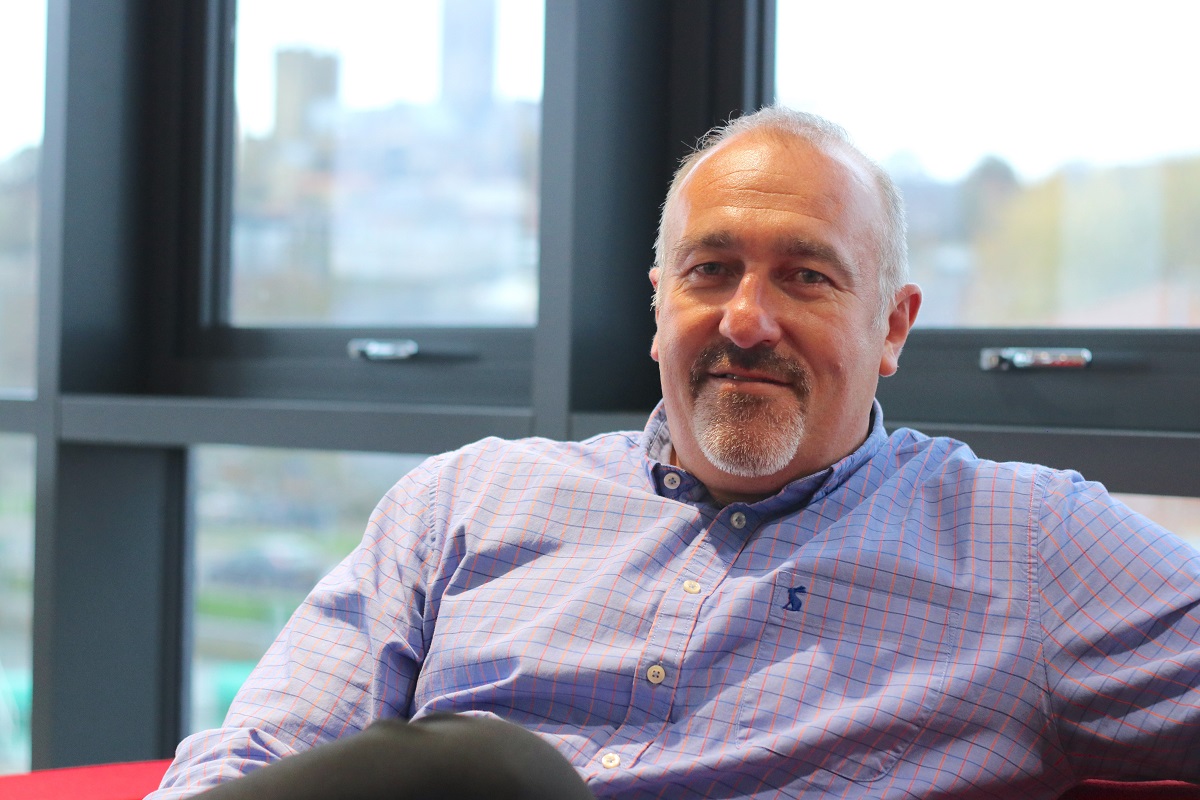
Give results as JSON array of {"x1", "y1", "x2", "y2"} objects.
[{"x1": 653, "y1": 106, "x2": 908, "y2": 325}]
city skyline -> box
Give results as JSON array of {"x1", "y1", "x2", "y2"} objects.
[{"x1": 5, "y1": 1, "x2": 1200, "y2": 179}]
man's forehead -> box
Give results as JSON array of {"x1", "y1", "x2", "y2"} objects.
[
  {"x1": 663, "y1": 131, "x2": 884, "y2": 261},
  {"x1": 691, "y1": 128, "x2": 877, "y2": 192},
  {"x1": 705, "y1": 131, "x2": 872, "y2": 192},
  {"x1": 671, "y1": 228, "x2": 840, "y2": 260}
]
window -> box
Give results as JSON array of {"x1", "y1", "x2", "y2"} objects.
[
  {"x1": 0, "y1": 1, "x2": 44, "y2": 772},
  {"x1": 158, "y1": 0, "x2": 546, "y2": 405},
  {"x1": 228, "y1": 0, "x2": 543, "y2": 328},
  {"x1": 0, "y1": 435, "x2": 34, "y2": 774},
  {"x1": 772, "y1": 0, "x2": 1200, "y2": 458},
  {"x1": 774, "y1": 0, "x2": 1200, "y2": 329},
  {"x1": 0, "y1": 0, "x2": 45, "y2": 397},
  {"x1": 189, "y1": 445, "x2": 425, "y2": 732}
]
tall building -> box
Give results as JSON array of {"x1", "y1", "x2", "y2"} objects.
[{"x1": 274, "y1": 49, "x2": 338, "y2": 142}]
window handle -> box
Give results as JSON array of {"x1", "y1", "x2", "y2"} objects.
[
  {"x1": 347, "y1": 339, "x2": 419, "y2": 361},
  {"x1": 347, "y1": 338, "x2": 479, "y2": 362},
  {"x1": 979, "y1": 347, "x2": 1092, "y2": 371}
]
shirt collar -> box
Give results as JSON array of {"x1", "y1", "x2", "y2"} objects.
[{"x1": 639, "y1": 399, "x2": 888, "y2": 509}]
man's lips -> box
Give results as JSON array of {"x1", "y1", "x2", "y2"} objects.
[
  {"x1": 689, "y1": 343, "x2": 811, "y2": 400},
  {"x1": 708, "y1": 370, "x2": 791, "y2": 386}
]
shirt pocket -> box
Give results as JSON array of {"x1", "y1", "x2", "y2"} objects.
[{"x1": 735, "y1": 570, "x2": 957, "y2": 783}]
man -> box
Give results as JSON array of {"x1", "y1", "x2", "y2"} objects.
[{"x1": 150, "y1": 107, "x2": 1200, "y2": 799}]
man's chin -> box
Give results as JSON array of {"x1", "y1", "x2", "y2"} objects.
[{"x1": 692, "y1": 397, "x2": 805, "y2": 480}]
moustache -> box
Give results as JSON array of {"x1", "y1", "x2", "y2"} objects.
[{"x1": 688, "y1": 343, "x2": 810, "y2": 398}]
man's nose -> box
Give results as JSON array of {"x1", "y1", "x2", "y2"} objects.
[{"x1": 718, "y1": 275, "x2": 783, "y2": 349}]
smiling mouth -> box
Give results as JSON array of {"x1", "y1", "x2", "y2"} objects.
[
  {"x1": 711, "y1": 372, "x2": 789, "y2": 385},
  {"x1": 689, "y1": 343, "x2": 811, "y2": 400}
]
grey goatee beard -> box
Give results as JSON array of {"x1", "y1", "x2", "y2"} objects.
[{"x1": 689, "y1": 344, "x2": 810, "y2": 479}]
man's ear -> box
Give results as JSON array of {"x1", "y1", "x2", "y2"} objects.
[
  {"x1": 649, "y1": 267, "x2": 661, "y2": 361},
  {"x1": 878, "y1": 283, "x2": 922, "y2": 377}
]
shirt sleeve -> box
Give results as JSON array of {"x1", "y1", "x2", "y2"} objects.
[
  {"x1": 146, "y1": 457, "x2": 445, "y2": 799},
  {"x1": 1037, "y1": 469, "x2": 1200, "y2": 782}
]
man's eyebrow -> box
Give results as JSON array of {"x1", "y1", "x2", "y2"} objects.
[{"x1": 669, "y1": 231, "x2": 738, "y2": 264}]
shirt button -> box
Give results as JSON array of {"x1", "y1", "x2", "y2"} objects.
[
  {"x1": 730, "y1": 511, "x2": 747, "y2": 529},
  {"x1": 646, "y1": 664, "x2": 666, "y2": 684},
  {"x1": 601, "y1": 752, "x2": 621, "y2": 768},
  {"x1": 663, "y1": 472, "x2": 681, "y2": 489},
  {"x1": 682, "y1": 579, "x2": 701, "y2": 594}
]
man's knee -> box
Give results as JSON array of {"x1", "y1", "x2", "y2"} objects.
[
  {"x1": 376, "y1": 713, "x2": 594, "y2": 799},
  {"x1": 196, "y1": 713, "x2": 594, "y2": 800}
]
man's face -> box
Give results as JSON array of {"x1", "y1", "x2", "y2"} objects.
[{"x1": 650, "y1": 132, "x2": 920, "y2": 504}]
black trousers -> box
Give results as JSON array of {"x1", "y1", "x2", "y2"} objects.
[{"x1": 194, "y1": 714, "x2": 597, "y2": 800}]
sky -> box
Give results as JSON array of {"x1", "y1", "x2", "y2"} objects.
[
  {"x1": 0, "y1": 0, "x2": 543, "y2": 159},
  {"x1": 0, "y1": 0, "x2": 47, "y2": 161},
  {"x1": 2, "y1": 1, "x2": 1199, "y2": 182},
  {"x1": 233, "y1": 0, "x2": 544, "y2": 139},
  {"x1": 774, "y1": 0, "x2": 1200, "y2": 182}
]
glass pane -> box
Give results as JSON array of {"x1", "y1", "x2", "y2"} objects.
[
  {"x1": 230, "y1": 0, "x2": 543, "y2": 327},
  {"x1": 1113, "y1": 493, "x2": 1200, "y2": 553},
  {"x1": 774, "y1": 1, "x2": 1200, "y2": 328},
  {"x1": 0, "y1": 2, "x2": 46, "y2": 395},
  {"x1": 0, "y1": 435, "x2": 35, "y2": 774},
  {"x1": 189, "y1": 446, "x2": 426, "y2": 733}
]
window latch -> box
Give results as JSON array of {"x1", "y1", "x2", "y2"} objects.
[
  {"x1": 979, "y1": 347, "x2": 1092, "y2": 371},
  {"x1": 347, "y1": 339, "x2": 419, "y2": 361}
]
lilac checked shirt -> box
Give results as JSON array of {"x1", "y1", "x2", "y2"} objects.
[{"x1": 151, "y1": 403, "x2": 1200, "y2": 799}]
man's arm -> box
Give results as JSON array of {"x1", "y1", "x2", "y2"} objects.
[
  {"x1": 1038, "y1": 470, "x2": 1200, "y2": 781},
  {"x1": 147, "y1": 458, "x2": 444, "y2": 799}
]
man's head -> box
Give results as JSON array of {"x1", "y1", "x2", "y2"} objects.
[{"x1": 649, "y1": 107, "x2": 921, "y2": 505}]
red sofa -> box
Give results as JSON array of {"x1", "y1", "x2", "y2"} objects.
[
  {"x1": 0, "y1": 759, "x2": 172, "y2": 800},
  {"x1": 1, "y1": 760, "x2": 1198, "y2": 799}
]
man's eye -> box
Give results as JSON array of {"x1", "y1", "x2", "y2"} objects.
[
  {"x1": 794, "y1": 269, "x2": 829, "y2": 284},
  {"x1": 691, "y1": 263, "x2": 726, "y2": 277}
]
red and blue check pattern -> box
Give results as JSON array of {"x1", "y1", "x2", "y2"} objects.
[{"x1": 151, "y1": 403, "x2": 1200, "y2": 799}]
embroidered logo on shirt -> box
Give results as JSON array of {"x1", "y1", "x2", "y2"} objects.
[{"x1": 782, "y1": 585, "x2": 807, "y2": 612}]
